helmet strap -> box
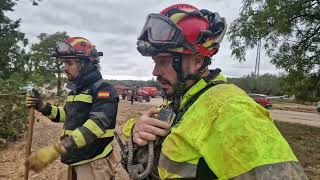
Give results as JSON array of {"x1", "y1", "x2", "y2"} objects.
[{"x1": 172, "y1": 55, "x2": 185, "y2": 113}]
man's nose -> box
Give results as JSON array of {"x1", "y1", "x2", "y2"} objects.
[{"x1": 152, "y1": 64, "x2": 160, "y2": 77}]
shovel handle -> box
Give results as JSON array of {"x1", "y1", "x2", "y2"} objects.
[{"x1": 24, "y1": 107, "x2": 35, "y2": 180}]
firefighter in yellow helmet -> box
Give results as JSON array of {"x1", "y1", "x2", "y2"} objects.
[
  {"x1": 122, "y1": 4, "x2": 308, "y2": 179},
  {"x1": 26, "y1": 37, "x2": 118, "y2": 180}
]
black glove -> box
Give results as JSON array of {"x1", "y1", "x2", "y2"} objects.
[{"x1": 26, "y1": 89, "x2": 46, "y2": 111}]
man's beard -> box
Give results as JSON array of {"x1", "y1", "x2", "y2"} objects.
[
  {"x1": 157, "y1": 76, "x2": 175, "y2": 99},
  {"x1": 65, "y1": 71, "x2": 79, "y2": 81}
]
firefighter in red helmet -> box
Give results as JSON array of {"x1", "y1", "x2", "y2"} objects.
[
  {"x1": 26, "y1": 37, "x2": 118, "y2": 180},
  {"x1": 122, "y1": 4, "x2": 307, "y2": 179}
]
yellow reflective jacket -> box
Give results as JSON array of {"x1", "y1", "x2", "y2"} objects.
[{"x1": 123, "y1": 72, "x2": 298, "y2": 179}]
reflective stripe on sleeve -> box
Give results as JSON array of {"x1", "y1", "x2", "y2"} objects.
[
  {"x1": 58, "y1": 107, "x2": 66, "y2": 123},
  {"x1": 48, "y1": 106, "x2": 58, "y2": 119},
  {"x1": 71, "y1": 129, "x2": 87, "y2": 148},
  {"x1": 158, "y1": 152, "x2": 197, "y2": 179},
  {"x1": 67, "y1": 94, "x2": 93, "y2": 103},
  {"x1": 83, "y1": 119, "x2": 105, "y2": 137}
]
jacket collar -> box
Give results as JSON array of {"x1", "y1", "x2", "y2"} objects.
[
  {"x1": 67, "y1": 69, "x2": 102, "y2": 93},
  {"x1": 179, "y1": 69, "x2": 227, "y2": 109}
]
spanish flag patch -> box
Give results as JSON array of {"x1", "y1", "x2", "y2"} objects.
[{"x1": 98, "y1": 91, "x2": 109, "y2": 98}]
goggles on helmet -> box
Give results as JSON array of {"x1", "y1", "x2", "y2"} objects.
[
  {"x1": 52, "y1": 41, "x2": 103, "y2": 59},
  {"x1": 138, "y1": 13, "x2": 196, "y2": 51},
  {"x1": 53, "y1": 41, "x2": 85, "y2": 58}
]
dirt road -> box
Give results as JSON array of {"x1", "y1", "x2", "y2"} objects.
[{"x1": 270, "y1": 109, "x2": 320, "y2": 127}]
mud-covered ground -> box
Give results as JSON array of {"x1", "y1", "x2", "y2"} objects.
[{"x1": 0, "y1": 98, "x2": 319, "y2": 179}]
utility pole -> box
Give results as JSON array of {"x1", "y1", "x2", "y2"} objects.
[{"x1": 254, "y1": 38, "x2": 261, "y2": 77}]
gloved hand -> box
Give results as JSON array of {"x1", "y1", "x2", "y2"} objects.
[
  {"x1": 26, "y1": 142, "x2": 66, "y2": 173},
  {"x1": 26, "y1": 89, "x2": 46, "y2": 111}
]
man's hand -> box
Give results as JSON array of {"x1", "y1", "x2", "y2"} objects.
[
  {"x1": 26, "y1": 142, "x2": 66, "y2": 173},
  {"x1": 25, "y1": 89, "x2": 46, "y2": 111},
  {"x1": 132, "y1": 107, "x2": 171, "y2": 146}
]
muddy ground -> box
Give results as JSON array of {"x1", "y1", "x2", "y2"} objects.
[{"x1": 0, "y1": 98, "x2": 319, "y2": 179}]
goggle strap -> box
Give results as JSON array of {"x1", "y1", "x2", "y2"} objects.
[
  {"x1": 165, "y1": 8, "x2": 207, "y2": 19},
  {"x1": 172, "y1": 55, "x2": 185, "y2": 113},
  {"x1": 164, "y1": 8, "x2": 226, "y2": 48},
  {"x1": 163, "y1": 8, "x2": 188, "y2": 18},
  {"x1": 172, "y1": 55, "x2": 183, "y2": 75}
]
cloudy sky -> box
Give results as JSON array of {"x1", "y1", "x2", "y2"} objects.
[{"x1": 7, "y1": 0, "x2": 281, "y2": 80}]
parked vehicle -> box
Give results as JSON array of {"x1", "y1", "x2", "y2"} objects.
[
  {"x1": 137, "y1": 89, "x2": 151, "y2": 102},
  {"x1": 142, "y1": 87, "x2": 158, "y2": 98},
  {"x1": 317, "y1": 101, "x2": 320, "y2": 112},
  {"x1": 127, "y1": 87, "x2": 151, "y2": 102},
  {"x1": 248, "y1": 93, "x2": 272, "y2": 109}
]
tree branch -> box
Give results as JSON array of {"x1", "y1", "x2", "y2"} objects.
[{"x1": 298, "y1": 25, "x2": 320, "y2": 47}]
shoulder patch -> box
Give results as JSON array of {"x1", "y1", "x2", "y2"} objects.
[{"x1": 98, "y1": 91, "x2": 110, "y2": 98}]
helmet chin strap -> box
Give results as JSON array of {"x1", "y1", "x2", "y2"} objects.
[{"x1": 171, "y1": 55, "x2": 185, "y2": 113}]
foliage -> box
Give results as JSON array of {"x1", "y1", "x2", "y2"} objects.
[
  {"x1": 0, "y1": 80, "x2": 27, "y2": 140},
  {"x1": 280, "y1": 70, "x2": 320, "y2": 102},
  {"x1": 106, "y1": 79, "x2": 161, "y2": 89},
  {"x1": 229, "y1": 71, "x2": 320, "y2": 102},
  {"x1": 0, "y1": 0, "x2": 28, "y2": 79},
  {"x1": 229, "y1": 73, "x2": 284, "y2": 95},
  {"x1": 0, "y1": 0, "x2": 42, "y2": 141},
  {"x1": 228, "y1": 0, "x2": 320, "y2": 74},
  {"x1": 29, "y1": 32, "x2": 69, "y2": 95}
]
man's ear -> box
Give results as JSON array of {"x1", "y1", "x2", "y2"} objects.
[
  {"x1": 77, "y1": 60, "x2": 83, "y2": 70},
  {"x1": 193, "y1": 54, "x2": 205, "y2": 71}
]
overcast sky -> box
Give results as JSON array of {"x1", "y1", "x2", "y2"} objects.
[{"x1": 7, "y1": 0, "x2": 282, "y2": 80}]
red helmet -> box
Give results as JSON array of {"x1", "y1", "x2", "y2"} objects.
[
  {"x1": 53, "y1": 37, "x2": 103, "y2": 63},
  {"x1": 160, "y1": 4, "x2": 207, "y2": 44},
  {"x1": 137, "y1": 4, "x2": 226, "y2": 57}
]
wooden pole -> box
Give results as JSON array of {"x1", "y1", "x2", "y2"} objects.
[{"x1": 24, "y1": 107, "x2": 35, "y2": 180}]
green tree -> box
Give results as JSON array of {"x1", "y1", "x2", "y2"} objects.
[
  {"x1": 0, "y1": 80, "x2": 27, "y2": 140},
  {"x1": 29, "y1": 32, "x2": 69, "y2": 95},
  {"x1": 0, "y1": 0, "x2": 42, "y2": 141},
  {"x1": 228, "y1": 0, "x2": 320, "y2": 74},
  {"x1": 0, "y1": 0, "x2": 28, "y2": 79},
  {"x1": 280, "y1": 70, "x2": 320, "y2": 102},
  {"x1": 107, "y1": 79, "x2": 161, "y2": 89},
  {"x1": 229, "y1": 73, "x2": 284, "y2": 95}
]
